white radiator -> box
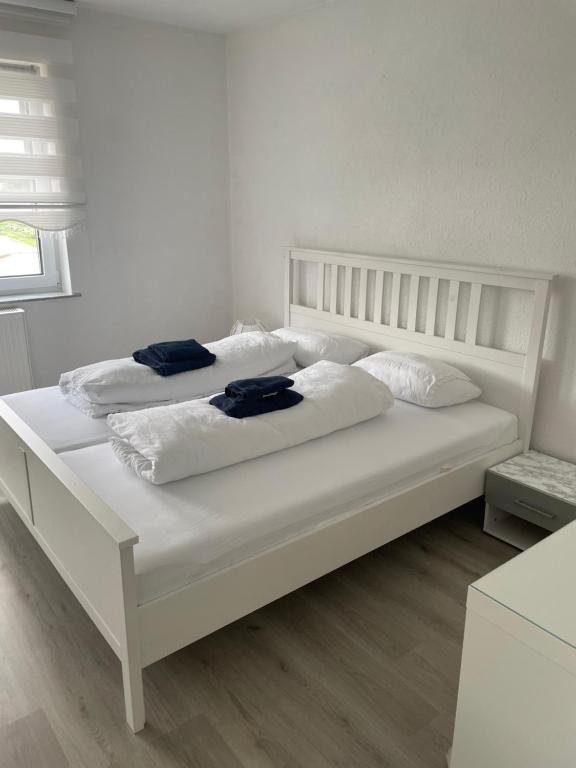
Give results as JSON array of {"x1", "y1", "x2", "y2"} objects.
[{"x1": 0, "y1": 308, "x2": 33, "y2": 395}]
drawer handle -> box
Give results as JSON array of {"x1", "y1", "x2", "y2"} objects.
[{"x1": 514, "y1": 498, "x2": 556, "y2": 520}]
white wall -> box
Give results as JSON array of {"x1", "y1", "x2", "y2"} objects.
[
  {"x1": 227, "y1": 0, "x2": 576, "y2": 462},
  {"x1": 24, "y1": 7, "x2": 231, "y2": 386}
]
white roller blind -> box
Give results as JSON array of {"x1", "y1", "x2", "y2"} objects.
[{"x1": 0, "y1": 17, "x2": 85, "y2": 231}]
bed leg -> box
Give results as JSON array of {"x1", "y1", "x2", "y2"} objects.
[
  {"x1": 122, "y1": 656, "x2": 145, "y2": 733},
  {"x1": 119, "y1": 546, "x2": 145, "y2": 732}
]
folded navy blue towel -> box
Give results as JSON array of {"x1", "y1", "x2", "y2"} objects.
[
  {"x1": 224, "y1": 375, "x2": 294, "y2": 401},
  {"x1": 147, "y1": 339, "x2": 212, "y2": 364},
  {"x1": 133, "y1": 347, "x2": 216, "y2": 377},
  {"x1": 210, "y1": 389, "x2": 303, "y2": 418}
]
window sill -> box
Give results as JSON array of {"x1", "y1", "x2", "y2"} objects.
[{"x1": 0, "y1": 291, "x2": 82, "y2": 306}]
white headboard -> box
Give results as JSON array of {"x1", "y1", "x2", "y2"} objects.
[{"x1": 284, "y1": 247, "x2": 554, "y2": 449}]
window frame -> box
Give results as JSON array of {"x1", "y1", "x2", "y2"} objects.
[{"x1": 0, "y1": 230, "x2": 65, "y2": 296}]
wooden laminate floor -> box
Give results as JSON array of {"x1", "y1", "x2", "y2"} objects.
[{"x1": 0, "y1": 499, "x2": 516, "y2": 768}]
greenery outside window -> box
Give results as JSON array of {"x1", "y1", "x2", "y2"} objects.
[{"x1": 0, "y1": 220, "x2": 65, "y2": 296}]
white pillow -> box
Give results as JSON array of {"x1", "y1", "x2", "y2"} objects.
[
  {"x1": 272, "y1": 327, "x2": 369, "y2": 367},
  {"x1": 353, "y1": 351, "x2": 482, "y2": 407}
]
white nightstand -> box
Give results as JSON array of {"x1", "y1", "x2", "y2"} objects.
[{"x1": 484, "y1": 450, "x2": 576, "y2": 550}]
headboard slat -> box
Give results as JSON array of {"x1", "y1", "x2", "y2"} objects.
[
  {"x1": 425, "y1": 277, "x2": 439, "y2": 336},
  {"x1": 466, "y1": 283, "x2": 482, "y2": 345},
  {"x1": 329, "y1": 264, "x2": 338, "y2": 314},
  {"x1": 390, "y1": 272, "x2": 401, "y2": 329},
  {"x1": 445, "y1": 280, "x2": 460, "y2": 341},
  {"x1": 374, "y1": 270, "x2": 384, "y2": 325},
  {"x1": 316, "y1": 262, "x2": 325, "y2": 311},
  {"x1": 358, "y1": 268, "x2": 368, "y2": 321},
  {"x1": 407, "y1": 275, "x2": 420, "y2": 332},
  {"x1": 344, "y1": 266, "x2": 353, "y2": 319}
]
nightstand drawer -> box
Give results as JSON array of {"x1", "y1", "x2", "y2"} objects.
[{"x1": 485, "y1": 473, "x2": 576, "y2": 533}]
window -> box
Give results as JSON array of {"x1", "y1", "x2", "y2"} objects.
[
  {"x1": 0, "y1": 18, "x2": 84, "y2": 298},
  {"x1": 0, "y1": 220, "x2": 65, "y2": 295}
]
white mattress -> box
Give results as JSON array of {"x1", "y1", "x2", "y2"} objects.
[
  {"x1": 60, "y1": 400, "x2": 518, "y2": 606},
  {"x1": 2, "y1": 386, "x2": 112, "y2": 452}
]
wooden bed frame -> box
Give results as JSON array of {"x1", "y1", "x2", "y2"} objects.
[{"x1": 0, "y1": 249, "x2": 553, "y2": 732}]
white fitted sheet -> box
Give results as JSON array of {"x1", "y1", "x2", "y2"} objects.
[
  {"x1": 2, "y1": 386, "x2": 112, "y2": 452},
  {"x1": 60, "y1": 399, "x2": 518, "y2": 605}
]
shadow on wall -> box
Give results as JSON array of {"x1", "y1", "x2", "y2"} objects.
[{"x1": 533, "y1": 275, "x2": 576, "y2": 462}]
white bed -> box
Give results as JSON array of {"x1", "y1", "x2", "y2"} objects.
[
  {"x1": 61, "y1": 399, "x2": 518, "y2": 605},
  {"x1": 0, "y1": 248, "x2": 553, "y2": 733}
]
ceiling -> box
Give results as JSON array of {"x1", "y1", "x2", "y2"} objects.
[{"x1": 76, "y1": 0, "x2": 334, "y2": 33}]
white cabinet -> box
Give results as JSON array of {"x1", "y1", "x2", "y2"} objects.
[{"x1": 451, "y1": 521, "x2": 576, "y2": 767}]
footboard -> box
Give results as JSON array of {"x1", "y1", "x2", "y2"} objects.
[{"x1": 0, "y1": 402, "x2": 144, "y2": 730}]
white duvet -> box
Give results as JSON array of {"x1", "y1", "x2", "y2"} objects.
[
  {"x1": 108, "y1": 361, "x2": 394, "y2": 484},
  {"x1": 60, "y1": 332, "x2": 297, "y2": 417}
]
